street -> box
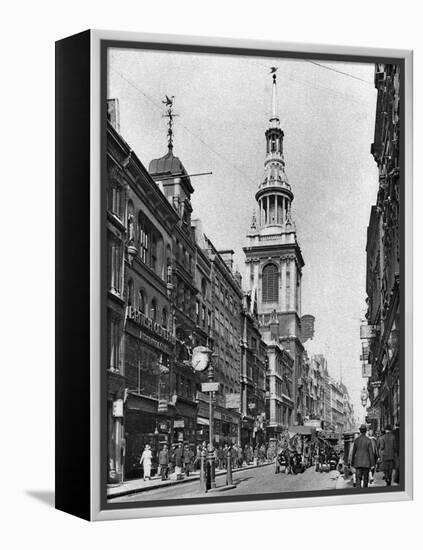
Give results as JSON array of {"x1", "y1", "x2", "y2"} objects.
[{"x1": 111, "y1": 464, "x2": 338, "y2": 502}]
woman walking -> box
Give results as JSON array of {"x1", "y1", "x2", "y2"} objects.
[{"x1": 139, "y1": 444, "x2": 153, "y2": 481}]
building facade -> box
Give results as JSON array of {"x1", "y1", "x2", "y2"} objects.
[
  {"x1": 240, "y1": 291, "x2": 268, "y2": 446},
  {"x1": 264, "y1": 338, "x2": 294, "y2": 438},
  {"x1": 365, "y1": 63, "x2": 401, "y2": 431},
  {"x1": 201, "y1": 239, "x2": 243, "y2": 445},
  {"x1": 148, "y1": 142, "x2": 200, "y2": 448},
  {"x1": 106, "y1": 119, "x2": 180, "y2": 482}
]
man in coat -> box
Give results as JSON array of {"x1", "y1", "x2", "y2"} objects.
[
  {"x1": 379, "y1": 424, "x2": 397, "y2": 486},
  {"x1": 183, "y1": 444, "x2": 193, "y2": 477},
  {"x1": 351, "y1": 424, "x2": 375, "y2": 488},
  {"x1": 159, "y1": 444, "x2": 169, "y2": 481}
]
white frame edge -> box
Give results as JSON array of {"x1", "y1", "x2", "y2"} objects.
[{"x1": 89, "y1": 29, "x2": 413, "y2": 521}]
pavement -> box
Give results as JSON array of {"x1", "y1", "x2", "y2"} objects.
[
  {"x1": 109, "y1": 462, "x2": 340, "y2": 503},
  {"x1": 107, "y1": 460, "x2": 273, "y2": 500},
  {"x1": 335, "y1": 469, "x2": 399, "y2": 490}
]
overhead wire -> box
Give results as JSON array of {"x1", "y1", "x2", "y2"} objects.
[{"x1": 110, "y1": 67, "x2": 257, "y2": 186}]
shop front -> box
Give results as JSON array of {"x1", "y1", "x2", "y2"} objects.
[
  {"x1": 172, "y1": 397, "x2": 198, "y2": 447},
  {"x1": 124, "y1": 393, "x2": 175, "y2": 480},
  {"x1": 107, "y1": 369, "x2": 125, "y2": 484}
]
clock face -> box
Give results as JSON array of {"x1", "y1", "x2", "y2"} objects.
[{"x1": 192, "y1": 347, "x2": 211, "y2": 372}]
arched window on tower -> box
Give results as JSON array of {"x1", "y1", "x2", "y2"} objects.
[{"x1": 262, "y1": 263, "x2": 279, "y2": 303}]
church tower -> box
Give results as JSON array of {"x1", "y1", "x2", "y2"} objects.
[{"x1": 243, "y1": 70, "x2": 306, "y2": 425}]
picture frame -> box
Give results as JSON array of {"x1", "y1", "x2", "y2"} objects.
[{"x1": 55, "y1": 29, "x2": 413, "y2": 521}]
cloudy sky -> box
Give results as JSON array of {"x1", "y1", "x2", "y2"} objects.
[{"x1": 108, "y1": 46, "x2": 379, "y2": 419}]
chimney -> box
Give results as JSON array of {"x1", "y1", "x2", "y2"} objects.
[
  {"x1": 218, "y1": 249, "x2": 234, "y2": 272},
  {"x1": 107, "y1": 98, "x2": 120, "y2": 132}
]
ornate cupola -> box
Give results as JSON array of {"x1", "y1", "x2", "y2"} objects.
[{"x1": 255, "y1": 70, "x2": 294, "y2": 231}]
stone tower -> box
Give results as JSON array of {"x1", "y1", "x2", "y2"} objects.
[{"x1": 243, "y1": 70, "x2": 306, "y2": 424}]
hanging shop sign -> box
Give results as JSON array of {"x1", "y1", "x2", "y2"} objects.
[
  {"x1": 158, "y1": 421, "x2": 169, "y2": 433},
  {"x1": 370, "y1": 380, "x2": 382, "y2": 388},
  {"x1": 158, "y1": 399, "x2": 168, "y2": 412},
  {"x1": 112, "y1": 399, "x2": 124, "y2": 418},
  {"x1": 360, "y1": 324, "x2": 378, "y2": 339},
  {"x1": 362, "y1": 364, "x2": 372, "y2": 378},
  {"x1": 225, "y1": 393, "x2": 241, "y2": 409},
  {"x1": 173, "y1": 419, "x2": 185, "y2": 428},
  {"x1": 366, "y1": 406, "x2": 381, "y2": 419}
]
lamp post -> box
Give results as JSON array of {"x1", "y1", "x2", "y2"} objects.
[
  {"x1": 191, "y1": 346, "x2": 217, "y2": 491},
  {"x1": 206, "y1": 353, "x2": 216, "y2": 489}
]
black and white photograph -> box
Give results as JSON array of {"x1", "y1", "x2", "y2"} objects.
[{"x1": 103, "y1": 42, "x2": 404, "y2": 508}]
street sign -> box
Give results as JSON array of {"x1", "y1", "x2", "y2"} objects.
[
  {"x1": 370, "y1": 381, "x2": 382, "y2": 388},
  {"x1": 201, "y1": 382, "x2": 220, "y2": 393}
]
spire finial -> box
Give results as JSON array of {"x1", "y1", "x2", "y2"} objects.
[
  {"x1": 269, "y1": 67, "x2": 278, "y2": 121},
  {"x1": 162, "y1": 95, "x2": 178, "y2": 149}
]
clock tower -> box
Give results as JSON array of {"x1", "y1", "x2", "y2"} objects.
[{"x1": 243, "y1": 70, "x2": 306, "y2": 425}]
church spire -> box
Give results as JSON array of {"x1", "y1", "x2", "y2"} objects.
[
  {"x1": 252, "y1": 69, "x2": 294, "y2": 230},
  {"x1": 269, "y1": 67, "x2": 280, "y2": 128}
]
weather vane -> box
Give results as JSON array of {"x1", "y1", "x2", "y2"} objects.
[
  {"x1": 269, "y1": 66, "x2": 278, "y2": 82},
  {"x1": 162, "y1": 94, "x2": 178, "y2": 149}
]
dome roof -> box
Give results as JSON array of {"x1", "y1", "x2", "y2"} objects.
[{"x1": 148, "y1": 146, "x2": 187, "y2": 177}]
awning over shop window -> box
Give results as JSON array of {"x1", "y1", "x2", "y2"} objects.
[{"x1": 196, "y1": 417, "x2": 209, "y2": 426}]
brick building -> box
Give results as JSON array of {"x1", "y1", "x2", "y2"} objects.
[{"x1": 364, "y1": 63, "x2": 401, "y2": 431}]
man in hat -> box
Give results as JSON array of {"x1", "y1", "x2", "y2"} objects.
[
  {"x1": 351, "y1": 424, "x2": 375, "y2": 488},
  {"x1": 379, "y1": 424, "x2": 397, "y2": 486},
  {"x1": 158, "y1": 444, "x2": 169, "y2": 481}
]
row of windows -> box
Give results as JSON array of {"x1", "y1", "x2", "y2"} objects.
[
  {"x1": 174, "y1": 237, "x2": 193, "y2": 275},
  {"x1": 195, "y1": 301, "x2": 212, "y2": 332},
  {"x1": 108, "y1": 184, "x2": 172, "y2": 281},
  {"x1": 213, "y1": 278, "x2": 238, "y2": 316}
]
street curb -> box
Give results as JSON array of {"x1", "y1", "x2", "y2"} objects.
[{"x1": 107, "y1": 462, "x2": 273, "y2": 499}]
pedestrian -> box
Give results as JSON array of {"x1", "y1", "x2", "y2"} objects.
[
  {"x1": 267, "y1": 444, "x2": 275, "y2": 462},
  {"x1": 351, "y1": 424, "x2": 375, "y2": 489},
  {"x1": 139, "y1": 444, "x2": 153, "y2": 481},
  {"x1": 244, "y1": 444, "x2": 251, "y2": 465},
  {"x1": 367, "y1": 429, "x2": 378, "y2": 484},
  {"x1": 231, "y1": 444, "x2": 238, "y2": 469},
  {"x1": 237, "y1": 444, "x2": 244, "y2": 468},
  {"x1": 253, "y1": 445, "x2": 258, "y2": 466},
  {"x1": 183, "y1": 444, "x2": 193, "y2": 477},
  {"x1": 193, "y1": 444, "x2": 202, "y2": 471},
  {"x1": 159, "y1": 444, "x2": 169, "y2": 481},
  {"x1": 379, "y1": 425, "x2": 397, "y2": 486},
  {"x1": 174, "y1": 442, "x2": 183, "y2": 476}
]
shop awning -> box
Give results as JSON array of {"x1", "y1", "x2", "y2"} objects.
[{"x1": 197, "y1": 417, "x2": 209, "y2": 426}]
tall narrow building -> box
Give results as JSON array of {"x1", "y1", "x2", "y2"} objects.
[{"x1": 243, "y1": 71, "x2": 306, "y2": 426}]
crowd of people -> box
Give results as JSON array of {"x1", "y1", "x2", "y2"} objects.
[
  {"x1": 348, "y1": 423, "x2": 400, "y2": 488},
  {"x1": 137, "y1": 423, "x2": 400, "y2": 487},
  {"x1": 138, "y1": 441, "x2": 274, "y2": 481}
]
